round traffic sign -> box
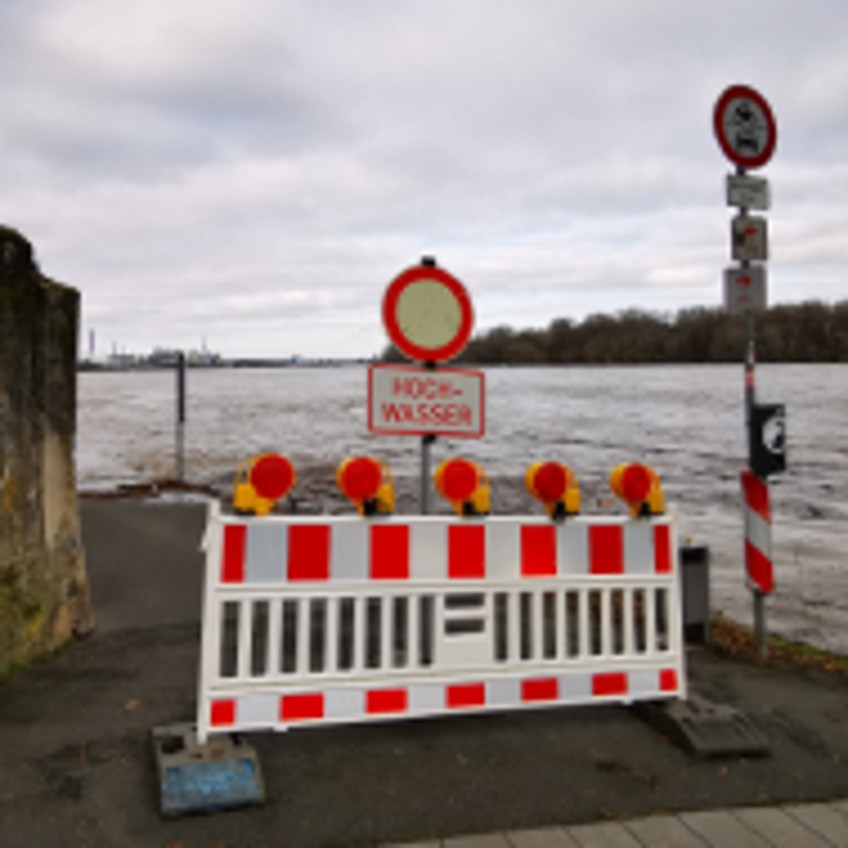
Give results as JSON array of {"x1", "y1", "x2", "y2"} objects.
[
  {"x1": 713, "y1": 84, "x2": 777, "y2": 170},
  {"x1": 382, "y1": 264, "x2": 474, "y2": 363}
]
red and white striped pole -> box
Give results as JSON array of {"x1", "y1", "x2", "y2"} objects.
[
  {"x1": 740, "y1": 469, "x2": 773, "y2": 596},
  {"x1": 743, "y1": 331, "x2": 772, "y2": 654}
]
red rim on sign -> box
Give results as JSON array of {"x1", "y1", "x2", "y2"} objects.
[
  {"x1": 382, "y1": 265, "x2": 474, "y2": 363},
  {"x1": 713, "y1": 84, "x2": 777, "y2": 170}
]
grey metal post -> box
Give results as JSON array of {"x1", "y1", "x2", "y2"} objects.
[
  {"x1": 418, "y1": 255, "x2": 439, "y2": 515},
  {"x1": 175, "y1": 351, "x2": 186, "y2": 481},
  {"x1": 421, "y1": 434, "x2": 434, "y2": 514},
  {"x1": 738, "y1": 168, "x2": 768, "y2": 657},
  {"x1": 420, "y1": 356, "x2": 437, "y2": 514}
]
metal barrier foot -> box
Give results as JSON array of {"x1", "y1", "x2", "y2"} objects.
[{"x1": 152, "y1": 723, "x2": 265, "y2": 818}]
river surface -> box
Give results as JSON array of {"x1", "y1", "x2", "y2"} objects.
[{"x1": 78, "y1": 365, "x2": 848, "y2": 654}]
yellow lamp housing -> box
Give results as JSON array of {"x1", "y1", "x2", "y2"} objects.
[
  {"x1": 609, "y1": 462, "x2": 664, "y2": 517},
  {"x1": 434, "y1": 458, "x2": 490, "y2": 517},
  {"x1": 232, "y1": 453, "x2": 297, "y2": 516},
  {"x1": 524, "y1": 461, "x2": 581, "y2": 520},
  {"x1": 336, "y1": 456, "x2": 395, "y2": 516}
]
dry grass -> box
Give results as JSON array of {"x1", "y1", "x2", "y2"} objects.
[{"x1": 709, "y1": 613, "x2": 848, "y2": 677}]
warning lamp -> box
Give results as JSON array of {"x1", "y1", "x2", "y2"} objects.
[
  {"x1": 525, "y1": 461, "x2": 580, "y2": 520},
  {"x1": 609, "y1": 462, "x2": 664, "y2": 517},
  {"x1": 233, "y1": 453, "x2": 296, "y2": 516},
  {"x1": 434, "y1": 458, "x2": 490, "y2": 517},
  {"x1": 336, "y1": 456, "x2": 395, "y2": 516}
]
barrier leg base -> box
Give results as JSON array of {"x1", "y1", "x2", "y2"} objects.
[
  {"x1": 152, "y1": 723, "x2": 265, "y2": 818},
  {"x1": 636, "y1": 696, "x2": 771, "y2": 759}
]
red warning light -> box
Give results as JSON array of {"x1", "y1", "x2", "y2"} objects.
[
  {"x1": 439, "y1": 458, "x2": 479, "y2": 502},
  {"x1": 338, "y1": 457, "x2": 383, "y2": 502},
  {"x1": 620, "y1": 463, "x2": 652, "y2": 504},
  {"x1": 532, "y1": 462, "x2": 568, "y2": 502},
  {"x1": 250, "y1": 454, "x2": 296, "y2": 501}
]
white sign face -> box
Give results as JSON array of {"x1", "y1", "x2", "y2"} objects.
[
  {"x1": 731, "y1": 214, "x2": 769, "y2": 262},
  {"x1": 713, "y1": 85, "x2": 777, "y2": 170},
  {"x1": 726, "y1": 174, "x2": 770, "y2": 211},
  {"x1": 368, "y1": 364, "x2": 485, "y2": 438},
  {"x1": 719, "y1": 97, "x2": 771, "y2": 159},
  {"x1": 396, "y1": 279, "x2": 463, "y2": 350},
  {"x1": 724, "y1": 266, "x2": 767, "y2": 313}
]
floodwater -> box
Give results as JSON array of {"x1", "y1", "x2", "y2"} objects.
[{"x1": 78, "y1": 364, "x2": 848, "y2": 654}]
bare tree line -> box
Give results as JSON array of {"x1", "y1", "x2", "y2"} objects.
[{"x1": 382, "y1": 301, "x2": 848, "y2": 364}]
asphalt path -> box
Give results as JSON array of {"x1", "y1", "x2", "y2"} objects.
[{"x1": 0, "y1": 499, "x2": 845, "y2": 847}]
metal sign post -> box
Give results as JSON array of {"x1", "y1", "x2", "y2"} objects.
[
  {"x1": 714, "y1": 84, "x2": 784, "y2": 655},
  {"x1": 175, "y1": 351, "x2": 187, "y2": 481},
  {"x1": 379, "y1": 256, "x2": 478, "y2": 515}
]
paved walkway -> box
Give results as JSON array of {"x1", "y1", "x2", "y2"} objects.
[{"x1": 387, "y1": 799, "x2": 848, "y2": 847}]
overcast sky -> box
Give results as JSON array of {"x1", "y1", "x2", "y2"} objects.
[{"x1": 4, "y1": 1, "x2": 847, "y2": 357}]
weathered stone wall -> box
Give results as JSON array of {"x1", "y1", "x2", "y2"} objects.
[{"x1": 0, "y1": 226, "x2": 93, "y2": 676}]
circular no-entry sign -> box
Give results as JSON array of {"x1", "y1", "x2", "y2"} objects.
[
  {"x1": 713, "y1": 84, "x2": 777, "y2": 170},
  {"x1": 382, "y1": 264, "x2": 474, "y2": 363}
]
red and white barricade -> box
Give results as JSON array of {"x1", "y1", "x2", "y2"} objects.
[{"x1": 197, "y1": 503, "x2": 686, "y2": 743}]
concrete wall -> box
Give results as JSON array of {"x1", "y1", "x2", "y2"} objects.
[{"x1": 0, "y1": 226, "x2": 93, "y2": 676}]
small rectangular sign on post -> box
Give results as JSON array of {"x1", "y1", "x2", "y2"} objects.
[
  {"x1": 724, "y1": 266, "x2": 767, "y2": 314},
  {"x1": 726, "y1": 174, "x2": 770, "y2": 210},
  {"x1": 750, "y1": 403, "x2": 786, "y2": 478},
  {"x1": 368, "y1": 363, "x2": 485, "y2": 438},
  {"x1": 731, "y1": 214, "x2": 768, "y2": 262}
]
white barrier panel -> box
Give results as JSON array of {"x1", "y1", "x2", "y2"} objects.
[{"x1": 197, "y1": 503, "x2": 686, "y2": 743}]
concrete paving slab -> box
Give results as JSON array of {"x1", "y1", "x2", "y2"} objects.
[
  {"x1": 784, "y1": 803, "x2": 848, "y2": 847},
  {"x1": 734, "y1": 806, "x2": 832, "y2": 847},
  {"x1": 566, "y1": 821, "x2": 642, "y2": 848},
  {"x1": 680, "y1": 809, "x2": 772, "y2": 847},
  {"x1": 506, "y1": 826, "x2": 579, "y2": 847},
  {"x1": 381, "y1": 842, "x2": 440, "y2": 848},
  {"x1": 443, "y1": 835, "x2": 512, "y2": 848},
  {"x1": 624, "y1": 814, "x2": 708, "y2": 846}
]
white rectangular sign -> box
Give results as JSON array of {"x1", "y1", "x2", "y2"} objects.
[
  {"x1": 726, "y1": 174, "x2": 770, "y2": 211},
  {"x1": 368, "y1": 363, "x2": 485, "y2": 438},
  {"x1": 724, "y1": 266, "x2": 767, "y2": 314},
  {"x1": 731, "y1": 214, "x2": 769, "y2": 262}
]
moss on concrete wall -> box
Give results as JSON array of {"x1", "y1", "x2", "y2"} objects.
[{"x1": 0, "y1": 226, "x2": 93, "y2": 676}]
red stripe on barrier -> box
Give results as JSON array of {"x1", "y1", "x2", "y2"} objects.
[
  {"x1": 589, "y1": 526, "x2": 624, "y2": 575},
  {"x1": 287, "y1": 525, "x2": 330, "y2": 581},
  {"x1": 210, "y1": 699, "x2": 236, "y2": 727},
  {"x1": 745, "y1": 540, "x2": 774, "y2": 594},
  {"x1": 366, "y1": 688, "x2": 408, "y2": 715},
  {"x1": 280, "y1": 693, "x2": 325, "y2": 722},
  {"x1": 448, "y1": 525, "x2": 486, "y2": 579},
  {"x1": 522, "y1": 677, "x2": 559, "y2": 702},
  {"x1": 520, "y1": 525, "x2": 557, "y2": 577},
  {"x1": 660, "y1": 669, "x2": 678, "y2": 692},
  {"x1": 592, "y1": 672, "x2": 628, "y2": 697},
  {"x1": 221, "y1": 525, "x2": 247, "y2": 583},
  {"x1": 741, "y1": 470, "x2": 771, "y2": 522},
  {"x1": 654, "y1": 524, "x2": 672, "y2": 574},
  {"x1": 370, "y1": 525, "x2": 410, "y2": 580},
  {"x1": 447, "y1": 682, "x2": 486, "y2": 709}
]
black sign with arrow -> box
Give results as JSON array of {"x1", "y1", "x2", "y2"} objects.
[{"x1": 749, "y1": 403, "x2": 786, "y2": 478}]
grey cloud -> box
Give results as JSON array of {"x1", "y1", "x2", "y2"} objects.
[{"x1": 3, "y1": 0, "x2": 848, "y2": 357}]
